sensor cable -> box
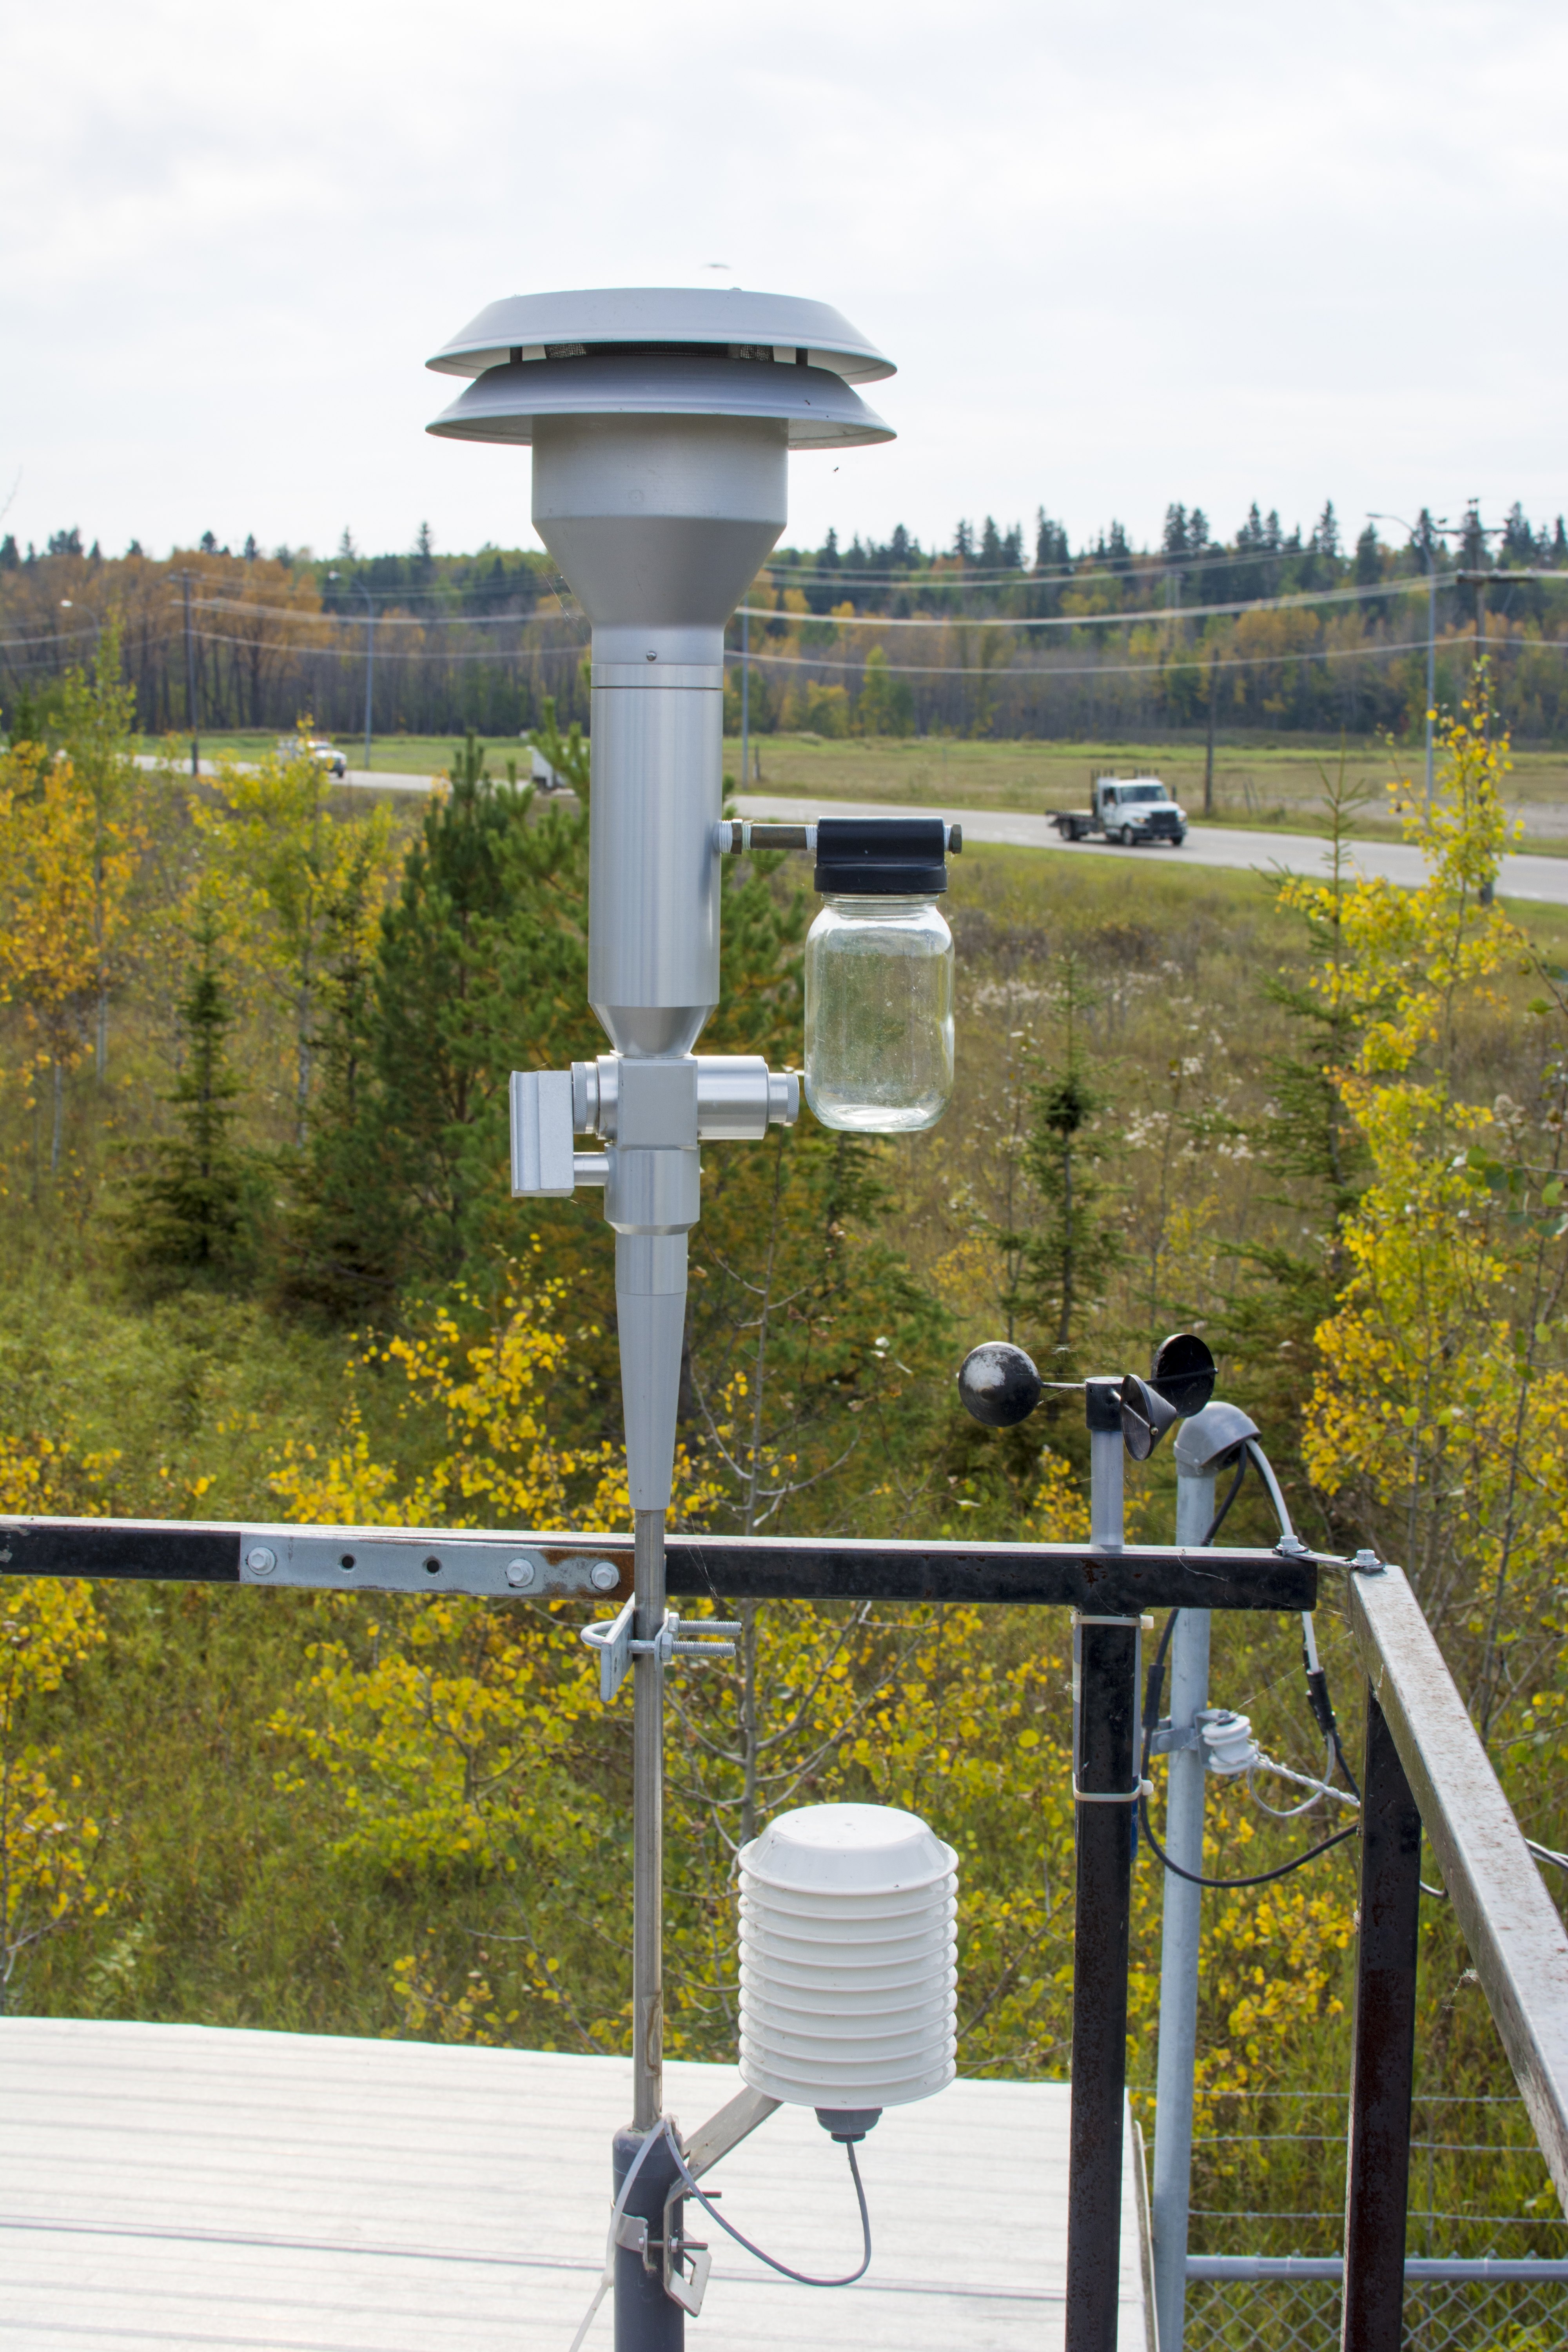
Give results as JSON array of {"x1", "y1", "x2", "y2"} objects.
[
  {"x1": 1138, "y1": 1797, "x2": 1359, "y2": 1889},
  {"x1": 1140, "y1": 1444, "x2": 1362, "y2": 1889},
  {"x1": 668, "y1": 2131, "x2": 873, "y2": 2289}
]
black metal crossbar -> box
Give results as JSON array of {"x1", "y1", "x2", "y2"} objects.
[{"x1": 0, "y1": 1515, "x2": 1315, "y2": 1613}]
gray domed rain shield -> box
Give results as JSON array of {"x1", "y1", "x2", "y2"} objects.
[{"x1": 427, "y1": 288, "x2": 894, "y2": 2347}]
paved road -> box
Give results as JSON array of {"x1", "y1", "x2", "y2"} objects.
[
  {"x1": 139, "y1": 759, "x2": 1568, "y2": 908},
  {"x1": 734, "y1": 793, "x2": 1568, "y2": 907}
]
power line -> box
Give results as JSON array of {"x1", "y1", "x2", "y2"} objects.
[
  {"x1": 720, "y1": 630, "x2": 1558, "y2": 682},
  {"x1": 735, "y1": 573, "x2": 1560, "y2": 634}
]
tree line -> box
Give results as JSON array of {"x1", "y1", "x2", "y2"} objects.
[{"x1": 5, "y1": 498, "x2": 1568, "y2": 759}]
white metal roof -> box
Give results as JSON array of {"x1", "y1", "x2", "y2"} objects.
[
  {"x1": 0, "y1": 2017, "x2": 1152, "y2": 2350},
  {"x1": 426, "y1": 288, "x2": 894, "y2": 383}
]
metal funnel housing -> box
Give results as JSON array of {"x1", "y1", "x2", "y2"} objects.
[
  {"x1": 427, "y1": 286, "x2": 895, "y2": 1509},
  {"x1": 428, "y1": 288, "x2": 895, "y2": 1056}
]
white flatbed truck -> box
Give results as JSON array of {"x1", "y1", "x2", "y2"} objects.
[{"x1": 1049, "y1": 773, "x2": 1187, "y2": 846}]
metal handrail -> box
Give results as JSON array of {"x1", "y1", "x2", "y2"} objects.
[{"x1": 1349, "y1": 1564, "x2": 1568, "y2": 2205}]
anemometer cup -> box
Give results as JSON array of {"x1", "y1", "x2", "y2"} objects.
[
  {"x1": 1119, "y1": 1374, "x2": 1181, "y2": 1462},
  {"x1": 956, "y1": 1341, "x2": 1042, "y2": 1428},
  {"x1": 1147, "y1": 1331, "x2": 1216, "y2": 1420}
]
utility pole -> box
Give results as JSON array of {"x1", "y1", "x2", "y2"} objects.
[
  {"x1": 1203, "y1": 653, "x2": 1217, "y2": 818},
  {"x1": 328, "y1": 570, "x2": 376, "y2": 773},
  {"x1": 359, "y1": 579, "x2": 376, "y2": 774},
  {"x1": 1423, "y1": 560, "x2": 1437, "y2": 806},
  {"x1": 1369, "y1": 512, "x2": 1448, "y2": 808},
  {"x1": 181, "y1": 571, "x2": 200, "y2": 778}
]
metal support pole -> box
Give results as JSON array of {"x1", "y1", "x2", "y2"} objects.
[
  {"x1": 739, "y1": 604, "x2": 749, "y2": 789},
  {"x1": 632, "y1": 1504, "x2": 666, "y2": 2131},
  {"x1": 1066, "y1": 1377, "x2": 1136, "y2": 2352},
  {"x1": 1341, "y1": 1685, "x2": 1420, "y2": 2352},
  {"x1": 1151, "y1": 1459, "x2": 1216, "y2": 2352},
  {"x1": 1087, "y1": 1378, "x2": 1123, "y2": 1553},
  {"x1": 613, "y1": 2119, "x2": 684, "y2": 2352},
  {"x1": 615, "y1": 1501, "x2": 681, "y2": 2350}
]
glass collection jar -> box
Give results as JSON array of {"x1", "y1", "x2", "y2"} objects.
[{"x1": 803, "y1": 818, "x2": 955, "y2": 1134}]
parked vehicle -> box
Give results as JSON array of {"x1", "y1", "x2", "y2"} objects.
[
  {"x1": 1050, "y1": 773, "x2": 1187, "y2": 846},
  {"x1": 276, "y1": 736, "x2": 348, "y2": 778}
]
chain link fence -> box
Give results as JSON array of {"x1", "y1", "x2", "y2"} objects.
[
  {"x1": 1177, "y1": 2091, "x2": 1566, "y2": 2350},
  {"x1": 1186, "y1": 2267, "x2": 1566, "y2": 2350}
]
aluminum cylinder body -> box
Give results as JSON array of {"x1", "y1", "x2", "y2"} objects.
[{"x1": 532, "y1": 415, "x2": 787, "y2": 1058}]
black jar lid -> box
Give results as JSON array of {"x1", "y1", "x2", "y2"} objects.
[{"x1": 813, "y1": 816, "x2": 949, "y2": 896}]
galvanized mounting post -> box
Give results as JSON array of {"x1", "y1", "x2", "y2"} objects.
[
  {"x1": 632, "y1": 1506, "x2": 667, "y2": 2133},
  {"x1": 1065, "y1": 1378, "x2": 1141, "y2": 2352},
  {"x1": 1151, "y1": 1447, "x2": 1217, "y2": 2352},
  {"x1": 613, "y1": 2116, "x2": 684, "y2": 2352},
  {"x1": 1341, "y1": 1680, "x2": 1421, "y2": 2352},
  {"x1": 619, "y1": 1502, "x2": 680, "y2": 2346}
]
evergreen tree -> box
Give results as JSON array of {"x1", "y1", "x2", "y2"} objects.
[
  {"x1": 1500, "y1": 502, "x2": 1537, "y2": 567},
  {"x1": 1016, "y1": 953, "x2": 1122, "y2": 1359},
  {"x1": 524, "y1": 696, "x2": 590, "y2": 800},
  {"x1": 1034, "y1": 510, "x2": 1070, "y2": 573},
  {"x1": 369, "y1": 744, "x2": 591, "y2": 1281},
  {"x1": 275, "y1": 844, "x2": 405, "y2": 1320},
  {"x1": 284, "y1": 737, "x2": 597, "y2": 1313},
  {"x1": 120, "y1": 913, "x2": 260, "y2": 1291},
  {"x1": 1354, "y1": 522, "x2": 1382, "y2": 586}
]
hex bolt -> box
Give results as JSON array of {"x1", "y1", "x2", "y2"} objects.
[
  {"x1": 590, "y1": 1561, "x2": 620, "y2": 1592},
  {"x1": 506, "y1": 1558, "x2": 537, "y2": 1590},
  {"x1": 245, "y1": 1546, "x2": 276, "y2": 1576}
]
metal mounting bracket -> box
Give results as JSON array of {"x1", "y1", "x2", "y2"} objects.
[
  {"x1": 664, "y1": 2243, "x2": 713, "y2": 2316},
  {"x1": 661, "y1": 2087, "x2": 780, "y2": 2314},
  {"x1": 581, "y1": 1604, "x2": 740, "y2": 1702}
]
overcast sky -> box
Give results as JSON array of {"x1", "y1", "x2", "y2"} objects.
[{"x1": 5, "y1": 0, "x2": 1564, "y2": 567}]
